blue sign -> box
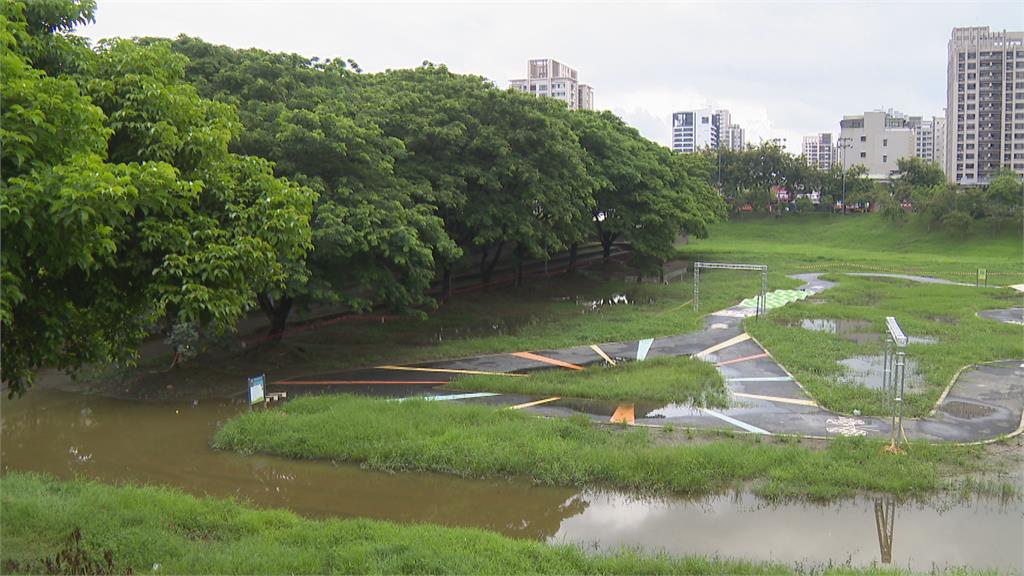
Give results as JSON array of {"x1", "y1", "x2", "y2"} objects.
[{"x1": 248, "y1": 374, "x2": 265, "y2": 406}]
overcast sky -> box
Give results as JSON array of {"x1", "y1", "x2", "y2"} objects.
[{"x1": 82, "y1": 1, "x2": 1022, "y2": 154}]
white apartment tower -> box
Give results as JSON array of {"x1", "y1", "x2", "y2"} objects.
[
  {"x1": 716, "y1": 109, "x2": 746, "y2": 151},
  {"x1": 839, "y1": 110, "x2": 917, "y2": 180},
  {"x1": 802, "y1": 133, "x2": 836, "y2": 171},
  {"x1": 946, "y1": 27, "x2": 1024, "y2": 185},
  {"x1": 671, "y1": 108, "x2": 743, "y2": 153},
  {"x1": 509, "y1": 59, "x2": 595, "y2": 111},
  {"x1": 915, "y1": 116, "x2": 947, "y2": 173}
]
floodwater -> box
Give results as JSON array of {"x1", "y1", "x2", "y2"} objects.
[
  {"x1": 838, "y1": 355, "x2": 926, "y2": 391},
  {"x1": 2, "y1": 389, "x2": 1021, "y2": 572},
  {"x1": 794, "y1": 319, "x2": 937, "y2": 346}
]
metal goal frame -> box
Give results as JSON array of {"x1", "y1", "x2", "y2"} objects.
[{"x1": 693, "y1": 262, "x2": 768, "y2": 319}]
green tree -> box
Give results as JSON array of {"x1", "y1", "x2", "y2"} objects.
[
  {"x1": 985, "y1": 169, "x2": 1023, "y2": 219},
  {"x1": 1, "y1": 3, "x2": 315, "y2": 393}
]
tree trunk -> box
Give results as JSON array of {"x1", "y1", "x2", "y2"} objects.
[
  {"x1": 567, "y1": 243, "x2": 578, "y2": 272},
  {"x1": 482, "y1": 242, "x2": 504, "y2": 285},
  {"x1": 513, "y1": 244, "x2": 525, "y2": 288},
  {"x1": 259, "y1": 293, "x2": 293, "y2": 342},
  {"x1": 441, "y1": 265, "x2": 452, "y2": 301}
]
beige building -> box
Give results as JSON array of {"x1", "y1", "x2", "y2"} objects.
[
  {"x1": 802, "y1": 133, "x2": 836, "y2": 171},
  {"x1": 839, "y1": 110, "x2": 916, "y2": 180},
  {"x1": 509, "y1": 58, "x2": 595, "y2": 111},
  {"x1": 716, "y1": 109, "x2": 745, "y2": 151},
  {"x1": 946, "y1": 26, "x2": 1024, "y2": 185}
]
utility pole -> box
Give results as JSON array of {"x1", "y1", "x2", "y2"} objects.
[{"x1": 837, "y1": 136, "x2": 852, "y2": 214}]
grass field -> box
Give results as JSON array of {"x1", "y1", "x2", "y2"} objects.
[
  {"x1": 445, "y1": 356, "x2": 728, "y2": 405},
  {"x1": 681, "y1": 213, "x2": 1023, "y2": 418},
  {"x1": 0, "y1": 473, "x2": 792, "y2": 575},
  {"x1": 212, "y1": 394, "x2": 1005, "y2": 501},
  {"x1": 746, "y1": 275, "x2": 1023, "y2": 417},
  {"x1": 679, "y1": 213, "x2": 1023, "y2": 281}
]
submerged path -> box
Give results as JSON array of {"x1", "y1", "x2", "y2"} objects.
[{"x1": 272, "y1": 273, "x2": 1024, "y2": 444}]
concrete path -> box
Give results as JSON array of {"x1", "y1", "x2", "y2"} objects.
[
  {"x1": 978, "y1": 308, "x2": 1024, "y2": 326},
  {"x1": 272, "y1": 273, "x2": 1024, "y2": 444},
  {"x1": 845, "y1": 272, "x2": 975, "y2": 286}
]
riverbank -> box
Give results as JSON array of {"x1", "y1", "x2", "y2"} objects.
[
  {"x1": 212, "y1": 394, "x2": 1014, "y2": 501},
  {"x1": 0, "y1": 473, "x2": 789, "y2": 575}
]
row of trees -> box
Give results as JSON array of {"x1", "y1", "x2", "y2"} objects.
[
  {"x1": 1, "y1": 1, "x2": 725, "y2": 394},
  {"x1": 707, "y1": 143, "x2": 874, "y2": 212},
  {"x1": 881, "y1": 158, "x2": 1022, "y2": 236}
]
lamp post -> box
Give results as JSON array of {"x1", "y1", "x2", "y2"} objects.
[{"x1": 837, "y1": 136, "x2": 853, "y2": 214}]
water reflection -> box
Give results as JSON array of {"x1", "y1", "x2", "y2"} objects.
[
  {"x1": 874, "y1": 497, "x2": 895, "y2": 564},
  {"x1": 1, "y1": 389, "x2": 1021, "y2": 572}
]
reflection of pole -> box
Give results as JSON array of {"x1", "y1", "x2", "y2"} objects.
[{"x1": 874, "y1": 497, "x2": 895, "y2": 564}]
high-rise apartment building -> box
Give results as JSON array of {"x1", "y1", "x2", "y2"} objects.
[
  {"x1": 839, "y1": 110, "x2": 917, "y2": 179},
  {"x1": 716, "y1": 109, "x2": 745, "y2": 151},
  {"x1": 671, "y1": 108, "x2": 742, "y2": 153},
  {"x1": 672, "y1": 108, "x2": 718, "y2": 153},
  {"x1": 509, "y1": 58, "x2": 595, "y2": 111},
  {"x1": 802, "y1": 133, "x2": 836, "y2": 171},
  {"x1": 946, "y1": 27, "x2": 1024, "y2": 185},
  {"x1": 915, "y1": 116, "x2": 947, "y2": 173}
]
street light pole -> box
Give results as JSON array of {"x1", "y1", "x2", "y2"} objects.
[{"x1": 837, "y1": 136, "x2": 852, "y2": 215}]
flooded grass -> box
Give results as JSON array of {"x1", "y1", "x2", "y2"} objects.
[
  {"x1": 445, "y1": 356, "x2": 727, "y2": 405},
  {"x1": 0, "y1": 473, "x2": 793, "y2": 575},
  {"x1": 212, "y1": 395, "x2": 997, "y2": 501},
  {"x1": 746, "y1": 275, "x2": 1023, "y2": 417}
]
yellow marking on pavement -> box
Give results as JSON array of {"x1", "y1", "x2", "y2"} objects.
[
  {"x1": 377, "y1": 365, "x2": 526, "y2": 377},
  {"x1": 716, "y1": 352, "x2": 769, "y2": 367},
  {"x1": 590, "y1": 344, "x2": 616, "y2": 366},
  {"x1": 732, "y1": 392, "x2": 818, "y2": 407},
  {"x1": 610, "y1": 403, "x2": 635, "y2": 424},
  {"x1": 668, "y1": 298, "x2": 694, "y2": 312},
  {"x1": 693, "y1": 333, "x2": 751, "y2": 359},
  {"x1": 510, "y1": 397, "x2": 562, "y2": 410},
  {"x1": 511, "y1": 351, "x2": 585, "y2": 371}
]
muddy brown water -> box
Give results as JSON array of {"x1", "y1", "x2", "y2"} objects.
[{"x1": 2, "y1": 389, "x2": 1021, "y2": 572}]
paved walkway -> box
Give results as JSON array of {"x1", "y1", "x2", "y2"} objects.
[{"x1": 272, "y1": 273, "x2": 1024, "y2": 443}]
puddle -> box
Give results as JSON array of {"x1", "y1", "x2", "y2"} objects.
[
  {"x1": 940, "y1": 400, "x2": 997, "y2": 420},
  {"x1": 838, "y1": 355, "x2": 926, "y2": 391},
  {"x1": 793, "y1": 319, "x2": 937, "y2": 345},
  {"x1": 1, "y1": 389, "x2": 1021, "y2": 572},
  {"x1": 791, "y1": 318, "x2": 880, "y2": 344}
]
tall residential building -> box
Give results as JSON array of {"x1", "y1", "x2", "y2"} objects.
[
  {"x1": 915, "y1": 116, "x2": 947, "y2": 173},
  {"x1": 716, "y1": 109, "x2": 745, "y2": 150},
  {"x1": 802, "y1": 133, "x2": 836, "y2": 171},
  {"x1": 671, "y1": 108, "x2": 742, "y2": 153},
  {"x1": 839, "y1": 109, "x2": 917, "y2": 180},
  {"x1": 672, "y1": 108, "x2": 719, "y2": 153},
  {"x1": 946, "y1": 27, "x2": 1024, "y2": 185},
  {"x1": 509, "y1": 58, "x2": 595, "y2": 111}
]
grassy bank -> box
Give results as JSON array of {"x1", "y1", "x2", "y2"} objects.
[
  {"x1": 445, "y1": 356, "x2": 728, "y2": 405},
  {"x1": 212, "y1": 395, "x2": 997, "y2": 501},
  {"x1": 680, "y1": 213, "x2": 1023, "y2": 281},
  {"x1": 0, "y1": 473, "x2": 790, "y2": 575},
  {"x1": 745, "y1": 275, "x2": 1023, "y2": 417},
  {"x1": 92, "y1": 267, "x2": 800, "y2": 400}
]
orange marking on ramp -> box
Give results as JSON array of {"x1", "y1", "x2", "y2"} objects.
[
  {"x1": 716, "y1": 353, "x2": 769, "y2": 367},
  {"x1": 610, "y1": 403, "x2": 635, "y2": 424},
  {"x1": 510, "y1": 351, "x2": 585, "y2": 371},
  {"x1": 276, "y1": 380, "x2": 449, "y2": 385}
]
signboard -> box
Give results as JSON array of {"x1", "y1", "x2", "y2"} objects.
[
  {"x1": 248, "y1": 374, "x2": 266, "y2": 407},
  {"x1": 977, "y1": 268, "x2": 987, "y2": 287}
]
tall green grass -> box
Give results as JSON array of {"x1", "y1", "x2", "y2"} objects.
[
  {"x1": 445, "y1": 356, "x2": 727, "y2": 405},
  {"x1": 0, "y1": 473, "x2": 791, "y2": 575},
  {"x1": 213, "y1": 395, "x2": 995, "y2": 501}
]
